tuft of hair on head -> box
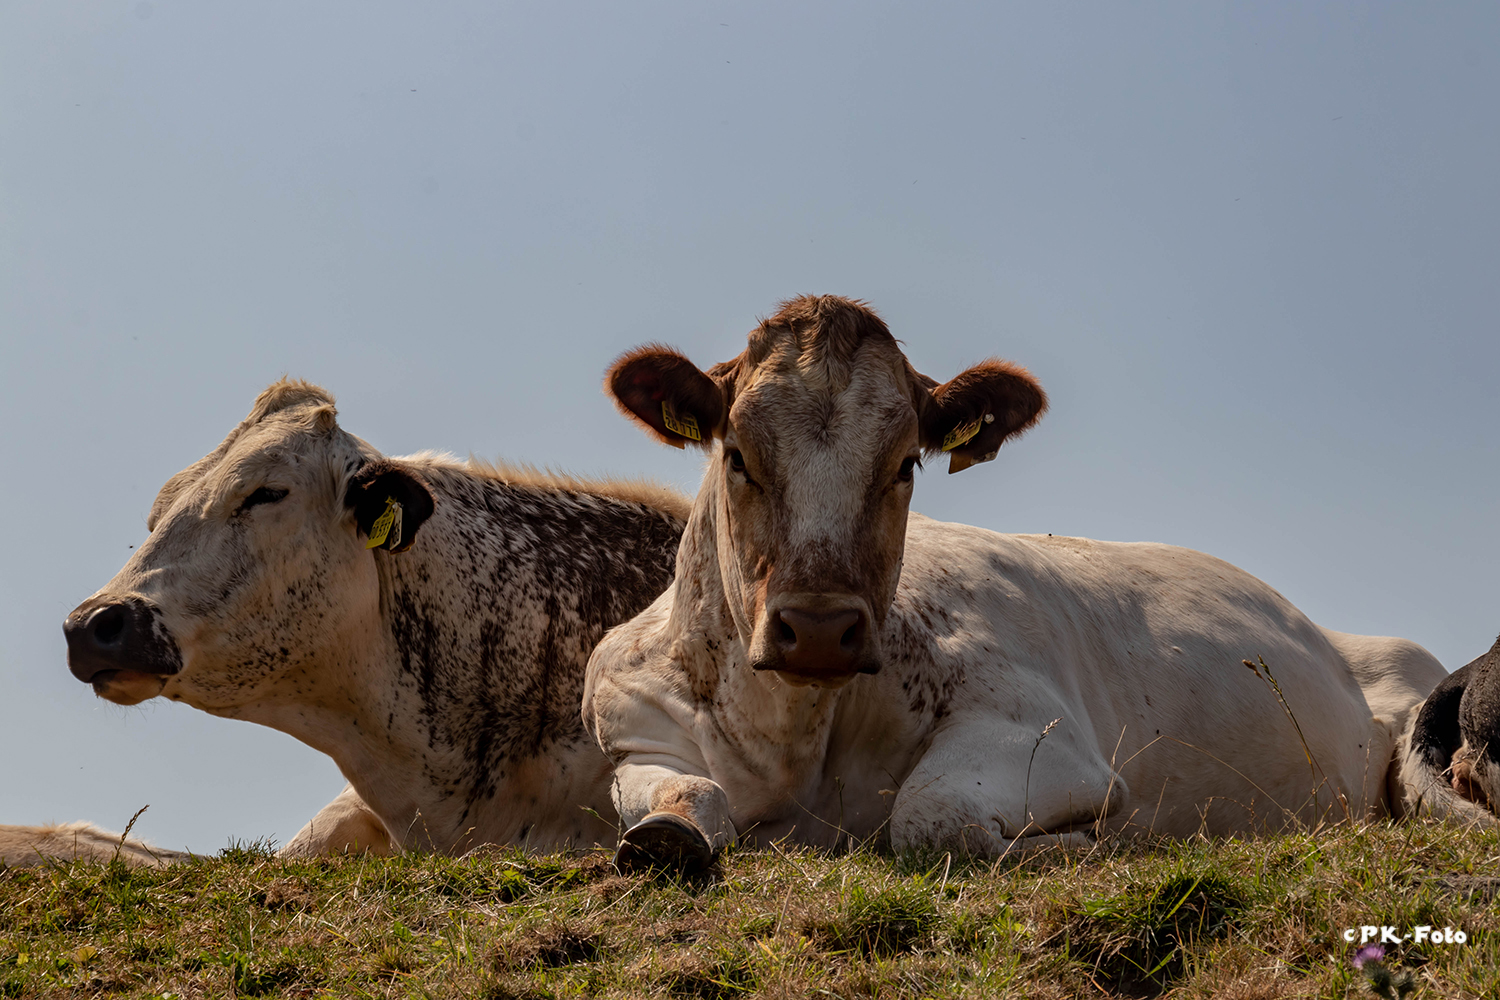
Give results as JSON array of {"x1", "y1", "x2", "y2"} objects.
[
  {"x1": 753, "y1": 295, "x2": 894, "y2": 393},
  {"x1": 248, "y1": 377, "x2": 337, "y2": 424},
  {"x1": 762, "y1": 294, "x2": 884, "y2": 331}
]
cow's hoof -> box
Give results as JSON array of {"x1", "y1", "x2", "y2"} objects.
[{"x1": 614, "y1": 813, "x2": 714, "y2": 875}]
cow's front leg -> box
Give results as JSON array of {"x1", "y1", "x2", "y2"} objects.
[
  {"x1": 611, "y1": 760, "x2": 736, "y2": 873},
  {"x1": 890, "y1": 719, "x2": 1123, "y2": 856},
  {"x1": 279, "y1": 784, "x2": 395, "y2": 858}
]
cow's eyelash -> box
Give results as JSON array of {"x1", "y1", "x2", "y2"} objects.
[{"x1": 240, "y1": 487, "x2": 289, "y2": 512}]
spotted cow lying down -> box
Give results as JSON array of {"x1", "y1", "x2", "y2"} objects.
[
  {"x1": 1400, "y1": 634, "x2": 1500, "y2": 824},
  {"x1": 584, "y1": 295, "x2": 1487, "y2": 872},
  {"x1": 40, "y1": 379, "x2": 684, "y2": 862}
]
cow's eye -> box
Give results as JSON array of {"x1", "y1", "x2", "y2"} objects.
[
  {"x1": 240, "y1": 487, "x2": 288, "y2": 512},
  {"x1": 726, "y1": 448, "x2": 758, "y2": 487},
  {"x1": 896, "y1": 456, "x2": 920, "y2": 483}
]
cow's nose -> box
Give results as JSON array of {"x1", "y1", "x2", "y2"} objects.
[
  {"x1": 775, "y1": 606, "x2": 867, "y2": 676},
  {"x1": 64, "y1": 598, "x2": 180, "y2": 682},
  {"x1": 85, "y1": 604, "x2": 127, "y2": 646}
]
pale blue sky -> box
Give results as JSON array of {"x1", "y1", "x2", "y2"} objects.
[{"x1": 2, "y1": 2, "x2": 1496, "y2": 852}]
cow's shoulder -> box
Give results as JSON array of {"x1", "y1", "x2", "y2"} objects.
[{"x1": 584, "y1": 590, "x2": 704, "y2": 752}]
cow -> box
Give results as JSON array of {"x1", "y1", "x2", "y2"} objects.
[
  {"x1": 60, "y1": 379, "x2": 686, "y2": 857},
  {"x1": 582, "y1": 294, "x2": 1463, "y2": 873},
  {"x1": 0, "y1": 822, "x2": 191, "y2": 868},
  {"x1": 1400, "y1": 634, "x2": 1500, "y2": 823}
]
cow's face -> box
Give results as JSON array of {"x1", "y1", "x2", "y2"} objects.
[
  {"x1": 608, "y1": 296, "x2": 1045, "y2": 686},
  {"x1": 63, "y1": 381, "x2": 434, "y2": 711}
]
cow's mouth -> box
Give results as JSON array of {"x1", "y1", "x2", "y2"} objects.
[
  {"x1": 766, "y1": 663, "x2": 879, "y2": 688},
  {"x1": 89, "y1": 669, "x2": 170, "y2": 706}
]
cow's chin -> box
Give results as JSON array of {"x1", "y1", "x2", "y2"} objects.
[
  {"x1": 91, "y1": 670, "x2": 168, "y2": 706},
  {"x1": 770, "y1": 668, "x2": 864, "y2": 690}
]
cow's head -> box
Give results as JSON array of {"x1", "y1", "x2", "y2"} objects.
[
  {"x1": 63, "y1": 380, "x2": 435, "y2": 710},
  {"x1": 607, "y1": 295, "x2": 1045, "y2": 686}
]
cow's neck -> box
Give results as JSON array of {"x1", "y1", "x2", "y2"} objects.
[{"x1": 256, "y1": 469, "x2": 681, "y2": 851}]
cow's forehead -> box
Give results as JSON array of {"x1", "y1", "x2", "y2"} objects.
[
  {"x1": 225, "y1": 414, "x2": 342, "y2": 463},
  {"x1": 730, "y1": 327, "x2": 917, "y2": 456},
  {"x1": 164, "y1": 410, "x2": 362, "y2": 514},
  {"x1": 740, "y1": 312, "x2": 910, "y2": 392}
]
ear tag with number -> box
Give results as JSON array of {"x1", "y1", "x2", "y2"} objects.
[
  {"x1": 661, "y1": 400, "x2": 701, "y2": 441},
  {"x1": 366, "y1": 497, "x2": 404, "y2": 550},
  {"x1": 941, "y1": 413, "x2": 989, "y2": 452}
]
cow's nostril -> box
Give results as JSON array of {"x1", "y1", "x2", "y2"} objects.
[
  {"x1": 778, "y1": 616, "x2": 797, "y2": 647},
  {"x1": 90, "y1": 605, "x2": 127, "y2": 646},
  {"x1": 841, "y1": 622, "x2": 861, "y2": 653}
]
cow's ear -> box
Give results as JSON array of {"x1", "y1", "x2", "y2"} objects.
[
  {"x1": 917, "y1": 359, "x2": 1047, "y2": 474},
  {"x1": 343, "y1": 460, "x2": 436, "y2": 553},
  {"x1": 606, "y1": 344, "x2": 728, "y2": 449}
]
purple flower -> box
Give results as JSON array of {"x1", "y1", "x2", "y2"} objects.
[{"x1": 1353, "y1": 944, "x2": 1385, "y2": 969}]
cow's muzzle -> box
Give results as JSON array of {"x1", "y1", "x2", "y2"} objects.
[
  {"x1": 752, "y1": 594, "x2": 880, "y2": 685},
  {"x1": 64, "y1": 597, "x2": 183, "y2": 692}
]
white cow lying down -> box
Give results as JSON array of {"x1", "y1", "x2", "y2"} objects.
[
  {"x1": 37, "y1": 379, "x2": 685, "y2": 863},
  {"x1": 585, "y1": 295, "x2": 1481, "y2": 872}
]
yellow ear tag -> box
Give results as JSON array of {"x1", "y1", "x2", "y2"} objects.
[
  {"x1": 366, "y1": 497, "x2": 404, "y2": 550},
  {"x1": 941, "y1": 415, "x2": 987, "y2": 452},
  {"x1": 661, "y1": 400, "x2": 701, "y2": 441}
]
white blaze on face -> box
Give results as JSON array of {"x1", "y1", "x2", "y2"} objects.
[{"x1": 730, "y1": 341, "x2": 917, "y2": 593}]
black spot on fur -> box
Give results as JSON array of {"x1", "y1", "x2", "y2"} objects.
[
  {"x1": 381, "y1": 470, "x2": 684, "y2": 819},
  {"x1": 1411, "y1": 665, "x2": 1469, "y2": 771}
]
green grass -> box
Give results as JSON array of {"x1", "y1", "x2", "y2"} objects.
[{"x1": 1, "y1": 821, "x2": 1497, "y2": 998}]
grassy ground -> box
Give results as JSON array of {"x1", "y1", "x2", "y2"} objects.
[{"x1": 1, "y1": 820, "x2": 1496, "y2": 999}]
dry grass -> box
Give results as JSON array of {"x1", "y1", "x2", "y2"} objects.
[{"x1": 1, "y1": 820, "x2": 1497, "y2": 998}]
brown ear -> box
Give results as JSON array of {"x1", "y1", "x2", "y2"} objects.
[
  {"x1": 344, "y1": 460, "x2": 437, "y2": 552},
  {"x1": 606, "y1": 344, "x2": 727, "y2": 449},
  {"x1": 918, "y1": 359, "x2": 1047, "y2": 473}
]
